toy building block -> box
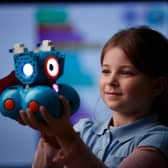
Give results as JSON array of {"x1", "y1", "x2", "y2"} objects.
[
  {"x1": 9, "y1": 43, "x2": 28, "y2": 54},
  {"x1": 39, "y1": 40, "x2": 55, "y2": 51}
]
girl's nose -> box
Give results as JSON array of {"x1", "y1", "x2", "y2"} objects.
[{"x1": 107, "y1": 73, "x2": 119, "y2": 87}]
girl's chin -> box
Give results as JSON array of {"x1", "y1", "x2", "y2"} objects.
[{"x1": 106, "y1": 103, "x2": 127, "y2": 112}]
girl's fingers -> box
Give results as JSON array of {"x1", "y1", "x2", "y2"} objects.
[
  {"x1": 19, "y1": 109, "x2": 34, "y2": 128},
  {"x1": 26, "y1": 108, "x2": 47, "y2": 131},
  {"x1": 40, "y1": 106, "x2": 55, "y2": 124},
  {"x1": 19, "y1": 109, "x2": 46, "y2": 132},
  {"x1": 17, "y1": 117, "x2": 26, "y2": 125},
  {"x1": 59, "y1": 95, "x2": 71, "y2": 118},
  {"x1": 18, "y1": 96, "x2": 71, "y2": 137}
]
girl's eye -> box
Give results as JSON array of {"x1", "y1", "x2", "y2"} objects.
[
  {"x1": 120, "y1": 70, "x2": 134, "y2": 75},
  {"x1": 102, "y1": 69, "x2": 110, "y2": 74}
]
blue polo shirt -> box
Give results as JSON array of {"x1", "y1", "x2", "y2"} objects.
[{"x1": 74, "y1": 115, "x2": 168, "y2": 168}]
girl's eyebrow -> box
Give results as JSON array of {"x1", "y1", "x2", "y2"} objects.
[
  {"x1": 102, "y1": 64, "x2": 109, "y2": 67},
  {"x1": 102, "y1": 64, "x2": 135, "y2": 68}
]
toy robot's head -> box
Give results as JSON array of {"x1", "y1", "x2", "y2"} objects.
[{"x1": 10, "y1": 40, "x2": 65, "y2": 85}]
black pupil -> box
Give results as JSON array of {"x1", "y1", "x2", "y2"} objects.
[{"x1": 49, "y1": 64, "x2": 54, "y2": 71}]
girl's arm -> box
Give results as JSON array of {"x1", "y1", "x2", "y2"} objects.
[
  {"x1": 32, "y1": 132, "x2": 106, "y2": 168},
  {"x1": 118, "y1": 146, "x2": 168, "y2": 168},
  {"x1": 32, "y1": 136, "x2": 64, "y2": 168}
]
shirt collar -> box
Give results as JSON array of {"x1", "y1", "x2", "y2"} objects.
[
  {"x1": 94, "y1": 114, "x2": 159, "y2": 142},
  {"x1": 93, "y1": 116, "x2": 112, "y2": 135}
]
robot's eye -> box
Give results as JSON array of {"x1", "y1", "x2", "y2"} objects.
[
  {"x1": 23, "y1": 63, "x2": 34, "y2": 77},
  {"x1": 45, "y1": 56, "x2": 59, "y2": 78}
]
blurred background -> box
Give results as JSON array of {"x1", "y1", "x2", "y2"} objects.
[{"x1": 0, "y1": 1, "x2": 168, "y2": 167}]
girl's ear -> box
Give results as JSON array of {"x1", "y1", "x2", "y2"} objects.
[{"x1": 152, "y1": 77, "x2": 167, "y2": 97}]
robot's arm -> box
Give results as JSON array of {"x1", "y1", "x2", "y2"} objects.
[{"x1": 0, "y1": 71, "x2": 20, "y2": 93}]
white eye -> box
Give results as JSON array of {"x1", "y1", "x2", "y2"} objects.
[
  {"x1": 23, "y1": 63, "x2": 34, "y2": 77},
  {"x1": 45, "y1": 56, "x2": 59, "y2": 78}
]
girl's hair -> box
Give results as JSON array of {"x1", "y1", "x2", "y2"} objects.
[{"x1": 101, "y1": 25, "x2": 168, "y2": 126}]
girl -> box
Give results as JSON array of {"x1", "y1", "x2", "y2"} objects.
[{"x1": 1, "y1": 26, "x2": 168, "y2": 168}]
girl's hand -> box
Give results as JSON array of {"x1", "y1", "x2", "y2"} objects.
[{"x1": 19, "y1": 95, "x2": 72, "y2": 138}]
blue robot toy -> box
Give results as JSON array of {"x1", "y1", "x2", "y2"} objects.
[{"x1": 0, "y1": 40, "x2": 80, "y2": 121}]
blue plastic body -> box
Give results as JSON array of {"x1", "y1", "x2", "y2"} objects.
[{"x1": 0, "y1": 84, "x2": 80, "y2": 120}]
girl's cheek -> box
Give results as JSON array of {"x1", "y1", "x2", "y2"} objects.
[
  {"x1": 99, "y1": 79, "x2": 104, "y2": 95},
  {"x1": 99, "y1": 78, "x2": 105, "y2": 90}
]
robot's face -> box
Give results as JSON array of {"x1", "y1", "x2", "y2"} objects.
[
  {"x1": 12, "y1": 40, "x2": 65, "y2": 85},
  {"x1": 14, "y1": 50, "x2": 64, "y2": 85}
]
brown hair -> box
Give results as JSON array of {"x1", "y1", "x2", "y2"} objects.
[{"x1": 101, "y1": 26, "x2": 168, "y2": 126}]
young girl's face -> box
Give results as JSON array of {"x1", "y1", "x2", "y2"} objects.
[{"x1": 99, "y1": 47, "x2": 156, "y2": 116}]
